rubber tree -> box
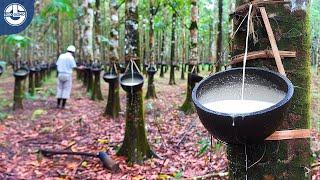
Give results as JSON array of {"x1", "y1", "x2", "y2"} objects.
[
  {"x1": 117, "y1": 0, "x2": 155, "y2": 164},
  {"x1": 180, "y1": 18, "x2": 186, "y2": 80},
  {"x1": 104, "y1": 0, "x2": 121, "y2": 118},
  {"x1": 168, "y1": 10, "x2": 177, "y2": 85},
  {"x1": 91, "y1": 0, "x2": 104, "y2": 101},
  {"x1": 159, "y1": 28, "x2": 166, "y2": 77},
  {"x1": 5, "y1": 35, "x2": 31, "y2": 110},
  {"x1": 145, "y1": 0, "x2": 158, "y2": 99},
  {"x1": 228, "y1": 1, "x2": 312, "y2": 179},
  {"x1": 82, "y1": 0, "x2": 95, "y2": 93},
  {"x1": 27, "y1": 1, "x2": 41, "y2": 96},
  {"x1": 215, "y1": 0, "x2": 223, "y2": 72},
  {"x1": 181, "y1": 0, "x2": 199, "y2": 114}
]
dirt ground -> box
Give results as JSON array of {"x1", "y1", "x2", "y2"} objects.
[{"x1": 0, "y1": 68, "x2": 319, "y2": 179}]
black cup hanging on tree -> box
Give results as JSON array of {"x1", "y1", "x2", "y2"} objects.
[
  {"x1": 13, "y1": 66, "x2": 29, "y2": 110},
  {"x1": 103, "y1": 62, "x2": 121, "y2": 118},
  {"x1": 91, "y1": 61, "x2": 103, "y2": 101},
  {"x1": 145, "y1": 64, "x2": 157, "y2": 99},
  {"x1": 120, "y1": 60, "x2": 144, "y2": 93}
]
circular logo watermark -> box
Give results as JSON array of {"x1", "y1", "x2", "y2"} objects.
[{"x1": 4, "y1": 3, "x2": 27, "y2": 26}]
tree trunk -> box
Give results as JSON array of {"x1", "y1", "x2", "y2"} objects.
[
  {"x1": 146, "y1": 0, "x2": 157, "y2": 99},
  {"x1": 181, "y1": 21, "x2": 186, "y2": 80},
  {"x1": 82, "y1": 0, "x2": 94, "y2": 93},
  {"x1": 159, "y1": 30, "x2": 165, "y2": 78},
  {"x1": 181, "y1": 0, "x2": 199, "y2": 114},
  {"x1": 215, "y1": 0, "x2": 223, "y2": 72},
  {"x1": 91, "y1": 71, "x2": 103, "y2": 100},
  {"x1": 55, "y1": 12, "x2": 62, "y2": 60},
  {"x1": 118, "y1": 0, "x2": 154, "y2": 163},
  {"x1": 104, "y1": 0, "x2": 121, "y2": 118},
  {"x1": 228, "y1": 1, "x2": 312, "y2": 179},
  {"x1": 91, "y1": 0, "x2": 103, "y2": 101},
  {"x1": 169, "y1": 12, "x2": 177, "y2": 85},
  {"x1": 13, "y1": 77, "x2": 24, "y2": 110}
]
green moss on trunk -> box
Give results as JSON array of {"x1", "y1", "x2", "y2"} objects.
[
  {"x1": 91, "y1": 71, "x2": 103, "y2": 101},
  {"x1": 104, "y1": 78, "x2": 120, "y2": 118},
  {"x1": 181, "y1": 72, "x2": 196, "y2": 114},
  {"x1": 145, "y1": 73, "x2": 157, "y2": 99},
  {"x1": 28, "y1": 72, "x2": 35, "y2": 96},
  {"x1": 181, "y1": 64, "x2": 185, "y2": 80},
  {"x1": 13, "y1": 78, "x2": 24, "y2": 110},
  {"x1": 160, "y1": 65, "x2": 165, "y2": 77},
  {"x1": 117, "y1": 90, "x2": 154, "y2": 163},
  {"x1": 86, "y1": 70, "x2": 93, "y2": 93},
  {"x1": 169, "y1": 65, "x2": 176, "y2": 85},
  {"x1": 228, "y1": 1, "x2": 312, "y2": 179},
  {"x1": 35, "y1": 72, "x2": 41, "y2": 88}
]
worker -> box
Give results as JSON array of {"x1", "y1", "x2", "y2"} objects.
[{"x1": 56, "y1": 45, "x2": 77, "y2": 109}]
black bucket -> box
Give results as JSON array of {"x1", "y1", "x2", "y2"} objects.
[
  {"x1": 29, "y1": 67, "x2": 36, "y2": 73},
  {"x1": 40, "y1": 64, "x2": 48, "y2": 71},
  {"x1": 0, "y1": 66, "x2": 3, "y2": 76},
  {"x1": 147, "y1": 66, "x2": 157, "y2": 76},
  {"x1": 13, "y1": 68, "x2": 29, "y2": 80},
  {"x1": 192, "y1": 67, "x2": 294, "y2": 144},
  {"x1": 103, "y1": 72, "x2": 118, "y2": 83},
  {"x1": 120, "y1": 72, "x2": 144, "y2": 93}
]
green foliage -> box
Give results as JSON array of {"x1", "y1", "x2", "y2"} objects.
[
  {"x1": 196, "y1": 137, "x2": 222, "y2": 157},
  {"x1": 41, "y1": 0, "x2": 75, "y2": 18},
  {"x1": 311, "y1": 0, "x2": 320, "y2": 38},
  {"x1": 5, "y1": 35, "x2": 31, "y2": 48},
  {"x1": 173, "y1": 170, "x2": 184, "y2": 179}
]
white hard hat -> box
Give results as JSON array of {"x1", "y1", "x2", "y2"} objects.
[{"x1": 67, "y1": 45, "x2": 76, "y2": 53}]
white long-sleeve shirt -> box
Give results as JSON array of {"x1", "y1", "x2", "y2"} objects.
[{"x1": 56, "y1": 52, "x2": 77, "y2": 75}]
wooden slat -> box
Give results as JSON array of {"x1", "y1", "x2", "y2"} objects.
[
  {"x1": 266, "y1": 129, "x2": 311, "y2": 141},
  {"x1": 230, "y1": 50, "x2": 296, "y2": 65},
  {"x1": 259, "y1": 7, "x2": 286, "y2": 76}
]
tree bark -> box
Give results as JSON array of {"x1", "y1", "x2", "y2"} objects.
[
  {"x1": 159, "y1": 30, "x2": 165, "y2": 78},
  {"x1": 118, "y1": 0, "x2": 154, "y2": 163},
  {"x1": 228, "y1": 1, "x2": 312, "y2": 179},
  {"x1": 216, "y1": 0, "x2": 223, "y2": 72},
  {"x1": 104, "y1": 0, "x2": 121, "y2": 118},
  {"x1": 82, "y1": 0, "x2": 95, "y2": 93},
  {"x1": 181, "y1": 0, "x2": 199, "y2": 114},
  {"x1": 13, "y1": 77, "x2": 24, "y2": 110},
  {"x1": 146, "y1": 0, "x2": 157, "y2": 99},
  {"x1": 169, "y1": 12, "x2": 177, "y2": 85},
  {"x1": 91, "y1": 0, "x2": 103, "y2": 101}
]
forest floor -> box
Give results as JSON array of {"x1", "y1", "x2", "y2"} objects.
[{"x1": 0, "y1": 67, "x2": 319, "y2": 179}]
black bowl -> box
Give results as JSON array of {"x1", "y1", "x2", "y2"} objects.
[
  {"x1": 29, "y1": 67, "x2": 36, "y2": 73},
  {"x1": 120, "y1": 72, "x2": 144, "y2": 93},
  {"x1": 192, "y1": 67, "x2": 294, "y2": 144},
  {"x1": 189, "y1": 73, "x2": 203, "y2": 84},
  {"x1": 0, "y1": 66, "x2": 3, "y2": 76},
  {"x1": 40, "y1": 64, "x2": 48, "y2": 71},
  {"x1": 13, "y1": 68, "x2": 29, "y2": 79},
  {"x1": 103, "y1": 72, "x2": 118, "y2": 83},
  {"x1": 147, "y1": 66, "x2": 157, "y2": 76},
  {"x1": 91, "y1": 67, "x2": 102, "y2": 73}
]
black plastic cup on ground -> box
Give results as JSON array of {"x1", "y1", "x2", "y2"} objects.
[{"x1": 192, "y1": 67, "x2": 294, "y2": 144}]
